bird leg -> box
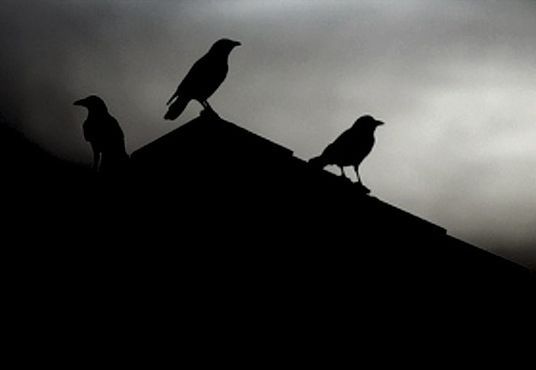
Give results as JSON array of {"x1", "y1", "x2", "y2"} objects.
[
  {"x1": 354, "y1": 166, "x2": 371, "y2": 193},
  {"x1": 202, "y1": 100, "x2": 216, "y2": 112},
  {"x1": 340, "y1": 166, "x2": 349, "y2": 180},
  {"x1": 354, "y1": 166, "x2": 362, "y2": 183},
  {"x1": 91, "y1": 144, "x2": 101, "y2": 172},
  {"x1": 200, "y1": 100, "x2": 219, "y2": 118}
]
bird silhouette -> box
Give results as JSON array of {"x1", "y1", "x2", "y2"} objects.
[
  {"x1": 309, "y1": 115, "x2": 384, "y2": 188},
  {"x1": 74, "y1": 95, "x2": 129, "y2": 173},
  {"x1": 164, "y1": 38, "x2": 241, "y2": 120}
]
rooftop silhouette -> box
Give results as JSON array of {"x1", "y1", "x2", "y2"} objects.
[
  {"x1": 3, "y1": 110, "x2": 534, "y2": 340},
  {"x1": 129, "y1": 111, "x2": 534, "y2": 297}
]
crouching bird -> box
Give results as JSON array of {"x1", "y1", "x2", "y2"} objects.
[
  {"x1": 309, "y1": 115, "x2": 384, "y2": 189},
  {"x1": 164, "y1": 38, "x2": 241, "y2": 120},
  {"x1": 74, "y1": 95, "x2": 129, "y2": 173}
]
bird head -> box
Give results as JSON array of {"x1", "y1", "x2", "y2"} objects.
[
  {"x1": 353, "y1": 115, "x2": 384, "y2": 129},
  {"x1": 73, "y1": 95, "x2": 108, "y2": 112},
  {"x1": 211, "y1": 38, "x2": 241, "y2": 54}
]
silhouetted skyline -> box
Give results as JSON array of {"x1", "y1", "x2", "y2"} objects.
[{"x1": 1, "y1": 0, "x2": 535, "y2": 268}]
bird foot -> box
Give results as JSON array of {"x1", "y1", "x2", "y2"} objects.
[
  {"x1": 200, "y1": 106, "x2": 220, "y2": 119},
  {"x1": 354, "y1": 181, "x2": 371, "y2": 194}
]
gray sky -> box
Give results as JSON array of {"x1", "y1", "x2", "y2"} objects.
[{"x1": 1, "y1": 0, "x2": 536, "y2": 268}]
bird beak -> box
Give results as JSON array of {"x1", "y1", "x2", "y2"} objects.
[
  {"x1": 233, "y1": 41, "x2": 241, "y2": 47},
  {"x1": 73, "y1": 99, "x2": 85, "y2": 106},
  {"x1": 376, "y1": 120, "x2": 384, "y2": 126}
]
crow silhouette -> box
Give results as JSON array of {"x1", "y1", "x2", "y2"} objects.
[
  {"x1": 309, "y1": 115, "x2": 384, "y2": 187},
  {"x1": 164, "y1": 38, "x2": 241, "y2": 120},
  {"x1": 74, "y1": 95, "x2": 129, "y2": 173}
]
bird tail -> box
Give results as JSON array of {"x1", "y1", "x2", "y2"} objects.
[
  {"x1": 164, "y1": 95, "x2": 189, "y2": 120},
  {"x1": 308, "y1": 155, "x2": 328, "y2": 169}
]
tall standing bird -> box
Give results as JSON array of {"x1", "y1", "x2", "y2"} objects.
[
  {"x1": 309, "y1": 115, "x2": 384, "y2": 187},
  {"x1": 164, "y1": 38, "x2": 241, "y2": 120},
  {"x1": 74, "y1": 95, "x2": 129, "y2": 173}
]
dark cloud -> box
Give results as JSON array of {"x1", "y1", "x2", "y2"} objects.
[{"x1": 1, "y1": 0, "x2": 536, "y2": 267}]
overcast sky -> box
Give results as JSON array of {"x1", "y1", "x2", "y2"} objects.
[{"x1": 1, "y1": 0, "x2": 536, "y2": 268}]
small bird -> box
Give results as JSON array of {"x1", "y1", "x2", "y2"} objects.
[
  {"x1": 74, "y1": 95, "x2": 129, "y2": 173},
  {"x1": 164, "y1": 38, "x2": 241, "y2": 120},
  {"x1": 309, "y1": 115, "x2": 384, "y2": 187}
]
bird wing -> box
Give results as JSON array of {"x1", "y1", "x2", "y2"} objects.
[
  {"x1": 321, "y1": 128, "x2": 355, "y2": 159},
  {"x1": 321, "y1": 127, "x2": 374, "y2": 166},
  {"x1": 166, "y1": 90, "x2": 178, "y2": 106},
  {"x1": 106, "y1": 114, "x2": 125, "y2": 141},
  {"x1": 83, "y1": 114, "x2": 124, "y2": 149},
  {"x1": 167, "y1": 53, "x2": 216, "y2": 105},
  {"x1": 167, "y1": 62, "x2": 200, "y2": 105},
  {"x1": 83, "y1": 120, "x2": 97, "y2": 143},
  {"x1": 342, "y1": 127, "x2": 374, "y2": 165}
]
